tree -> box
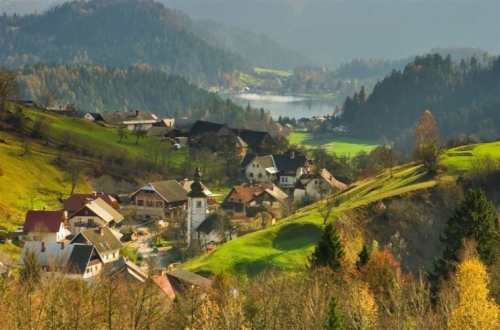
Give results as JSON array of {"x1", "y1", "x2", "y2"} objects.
[
  {"x1": 432, "y1": 188, "x2": 499, "y2": 282},
  {"x1": 117, "y1": 126, "x2": 128, "y2": 143},
  {"x1": 356, "y1": 244, "x2": 371, "y2": 270},
  {"x1": 65, "y1": 160, "x2": 85, "y2": 195},
  {"x1": 413, "y1": 110, "x2": 441, "y2": 172},
  {"x1": 319, "y1": 199, "x2": 335, "y2": 224},
  {"x1": 38, "y1": 89, "x2": 57, "y2": 110},
  {"x1": 0, "y1": 67, "x2": 19, "y2": 111},
  {"x1": 325, "y1": 294, "x2": 344, "y2": 330},
  {"x1": 133, "y1": 125, "x2": 147, "y2": 144},
  {"x1": 31, "y1": 116, "x2": 51, "y2": 139},
  {"x1": 309, "y1": 222, "x2": 345, "y2": 271},
  {"x1": 448, "y1": 257, "x2": 499, "y2": 330}
]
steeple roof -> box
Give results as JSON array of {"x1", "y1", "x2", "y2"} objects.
[{"x1": 187, "y1": 167, "x2": 206, "y2": 198}]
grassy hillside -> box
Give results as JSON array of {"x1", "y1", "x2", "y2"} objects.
[
  {"x1": 183, "y1": 141, "x2": 498, "y2": 278},
  {"x1": 289, "y1": 131, "x2": 379, "y2": 156},
  {"x1": 183, "y1": 163, "x2": 435, "y2": 278}
]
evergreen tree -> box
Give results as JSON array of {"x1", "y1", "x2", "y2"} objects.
[
  {"x1": 432, "y1": 188, "x2": 498, "y2": 282},
  {"x1": 309, "y1": 222, "x2": 345, "y2": 271},
  {"x1": 325, "y1": 294, "x2": 344, "y2": 330},
  {"x1": 356, "y1": 244, "x2": 371, "y2": 270}
]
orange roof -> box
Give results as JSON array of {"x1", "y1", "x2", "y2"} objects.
[{"x1": 228, "y1": 184, "x2": 273, "y2": 204}]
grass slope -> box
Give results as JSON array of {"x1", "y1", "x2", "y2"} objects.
[
  {"x1": 289, "y1": 131, "x2": 379, "y2": 156},
  {"x1": 183, "y1": 163, "x2": 435, "y2": 278},
  {"x1": 183, "y1": 141, "x2": 499, "y2": 278}
]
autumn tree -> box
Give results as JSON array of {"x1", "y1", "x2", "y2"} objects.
[
  {"x1": 432, "y1": 188, "x2": 499, "y2": 283},
  {"x1": 38, "y1": 88, "x2": 57, "y2": 110},
  {"x1": 0, "y1": 67, "x2": 19, "y2": 111},
  {"x1": 413, "y1": 110, "x2": 441, "y2": 172},
  {"x1": 448, "y1": 257, "x2": 499, "y2": 330},
  {"x1": 309, "y1": 222, "x2": 345, "y2": 271}
]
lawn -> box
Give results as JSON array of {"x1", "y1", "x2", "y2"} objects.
[
  {"x1": 253, "y1": 67, "x2": 293, "y2": 77},
  {"x1": 288, "y1": 131, "x2": 379, "y2": 156},
  {"x1": 183, "y1": 162, "x2": 438, "y2": 278},
  {"x1": 442, "y1": 142, "x2": 500, "y2": 173}
]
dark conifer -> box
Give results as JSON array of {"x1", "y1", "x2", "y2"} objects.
[{"x1": 309, "y1": 222, "x2": 345, "y2": 271}]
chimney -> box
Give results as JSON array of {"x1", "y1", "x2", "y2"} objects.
[
  {"x1": 99, "y1": 227, "x2": 104, "y2": 235},
  {"x1": 92, "y1": 191, "x2": 96, "y2": 197},
  {"x1": 135, "y1": 110, "x2": 139, "y2": 117},
  {"x1": 291, "y1": 151, "x2": 295, "y2": 159},
  {"x1": 43, "y1": 205, "x2": 47, "y2": 211},
  {"x1": 60, "y1": 241, "x2": 65, "y2": 249},
  {"x1": 41, "y1": 241, "x2": 46, "y2": 252}
]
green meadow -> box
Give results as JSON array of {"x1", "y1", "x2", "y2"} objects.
[{"x1": 288, "y1": 131, "x2": 379, "y2": 156}]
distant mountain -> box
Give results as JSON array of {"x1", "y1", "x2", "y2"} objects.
[
  {"x1": 0, "y1": 0, "x2": 250, "y2": 85},
  {"x1": 194, "y1": 20, "x2": 312, "y2": 70},
  {"x1": 161, "y1": 0, "x2": 500, "y2": 68}
]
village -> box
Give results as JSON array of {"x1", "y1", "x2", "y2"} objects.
[{"x1": 0, "y1": 106, "x2": 348, "y2": 303}]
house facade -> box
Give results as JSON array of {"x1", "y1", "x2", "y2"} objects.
[
  {"x1": 129, "y1": 181, "x2": 188, "y2": 221},
  {"x1": 294, "y1": 169, "x2": 348, "y2": 201},
  {"x1": 71, "y1": 227, "x2": 123, "y2": 264},
  {"x1": 67, "y1": 198, "x2": 124, "y2": 236},
  {"x1": 22, "y1": 210, "x2": 70, "y2": 243},
  {"x1": 18, "y1": 241, "x2": 101, "y2": 279},
  {"x1": 64, "y1": 192, "x2": 119, "y2": 216}
]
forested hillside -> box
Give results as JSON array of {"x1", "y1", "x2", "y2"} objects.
[
  {"x1": 0, "y1": 0, "x2": 249, "y2": 85},
  {"x1": 341, "y1": 54, "x2": 500, "y2": 142},
  {"x1": 17, "y1": 64, "x2": 213, "y2": 116},
  {"x1": 195, "y1": 20, "x2": 312, "y2": 70}
]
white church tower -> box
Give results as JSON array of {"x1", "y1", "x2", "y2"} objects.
[{"x1": 186, "y1": 166, "x2": 207, "y2": 246}]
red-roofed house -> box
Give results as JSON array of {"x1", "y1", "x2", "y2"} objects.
[
  {"x1": 64, "y1": 192, "x2": 119, "y2": 216},
  {"x1": 220, "y1": 183, "x2": 288, "y2": 218},
  {"x1": 22, "y1": 210, "x2": 70, "y2": 243}
]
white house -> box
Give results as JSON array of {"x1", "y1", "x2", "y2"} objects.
[
  {"x1": 70, "y1": 227, "x2": 123, "y2": 264},
  {"x1": 22, "y1": 210, "x2": 70, "y2": 243},
  {"x1": 294, "y1": 169, "x2": 348, "y2": 201},
  {"x1": 67, "y1": 198, "x2": 124, "y2": 236},
  {"x1": 18, "y1": 241, "x2": 102, "y2": 279}
]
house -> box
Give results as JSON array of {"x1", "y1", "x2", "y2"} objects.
[
  {"x1": 272, "y1": 153, "x2": 311, "y2": 188},
  {"x1": 220, "y1": 183, "x2": 288, "y2": 219},
  {"x1": 293, "y1": 168, "x2": 348, "y2": 201},
  {"x1": 22, "y1": 210, "x2": 70, "y2": 243},
  {"x1": 129, "y1": 181, "x2": 188, "y2": 221},
  {"x1": 160, "y1": 118, "x2": 175, "y2": 128},
  {"x1": 82, "y1": 111, "x2": 100, "y2": 121},
  {"x1": 153, "y1": 269, "x2": 211, "y2": 300},
  {"x1": 95, "y1": 110, "x2": 158, "y2": 130},
  {"x1": 18, "y1": 241, "x2": 101, "y2": 279},
  {"x1": 64, "y1": 192, "x2": 119, "y2": 216},
  {"x1": 188, "y1": 120, "x2": 273, "y2": 154},
  {"x1": 67, "y1": 198, "x2": 124, "y2": 236},
  {"x1": 107, "y1": 256, "x2": 149, "y2": 282},
  {"x1": 71, "y1": 227, "x2": 123, "y2": 264},
  {"x1": 243, "y1": 153, "x2": 312, "y2": 188}
]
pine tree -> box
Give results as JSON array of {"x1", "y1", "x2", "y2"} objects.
[
  {"x1": 309, "y1": 222, "x2": 345, "y2": 271},
  {"x1": 356, "y1": 244, "x2": 371, "y2": 270},
  {"x1": 324, "y1": 294, "x2": 344, "y2": 330},
  {"x1": 432, "y1": 188, "x2": 498, "y2": 282}
]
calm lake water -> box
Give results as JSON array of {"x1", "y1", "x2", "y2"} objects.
[{"x1": 220, "y1": 93, "x2": 339, "y2": 119}]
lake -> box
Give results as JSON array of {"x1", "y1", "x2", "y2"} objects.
[{"x1": 220, "y1": 93, "x2": 340, "y2": 119}]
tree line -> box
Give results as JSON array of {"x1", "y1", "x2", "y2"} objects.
[{"x1": 339, "y1": 53, "x2": 500, "y2": 142}]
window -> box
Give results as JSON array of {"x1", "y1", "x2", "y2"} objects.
[
  {"x1": 256, "y1": 164, "x2": 259, "y2": 168},
  {"x1": 113, "y1": 252, "x2": 116, "y2": 258},
  {"x1": 258, "y1": 173, "x2": 263, "y2": 178},
  {"x1": 156, "y1": 201, "x2": 163, "y2": 208},
  {"x1": 230, "y1": 198, "x2": 234, "y2": 202},
  {"x1": 196, "y1": 201, "x2": 202, "y2": 208},
  {"x1": 252, "y1": 164, "x2": 255, "y2": 168},
  {"x1": 88, "y1": 218, "x2": 94, "y2": 225},
  {"x1": 249, "y1": 173, "x2": 254, "y2": 177},
  {"x1": 33, "y1": 235, "x2": 39, "y2": 241},
  {"x1": 315, "y1": 180, "x2": 319, "y2": 185},
  {"x1": 147, "y1": 200, "x2": 154, "y2": 207},
  {"x1": 137, "y1": 200, "x2": 144, "y2": 206}
]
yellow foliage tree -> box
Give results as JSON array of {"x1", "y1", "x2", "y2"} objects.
[
  {"x1": 448, "y1": 257, "x2": 500, "y2": 330},
  {"x1": 344, "y1": 281, "x2": 378, "y2": 330}
]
